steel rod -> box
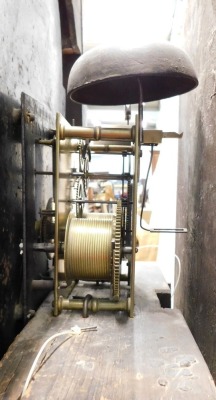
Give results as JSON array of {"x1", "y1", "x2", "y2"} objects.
[
  {"x1": 54, "y1": 114, "x2": 60, "y2": 316},
  {"x1": 87, "y1": 173, "x2": 132, "y2": 180},
  {"x1": 35, "y1": 171, "x2": 53, "y2": 175},
  {"x1": 42, "y1": 172, "x2": 133, "y2": 180},
  {"x1": 33, "y1": 243, "x2": 55, "y2": 252}
]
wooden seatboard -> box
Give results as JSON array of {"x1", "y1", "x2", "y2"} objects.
[{"x1": 0, "y1": 263, "x2": 216, "y2": 400}]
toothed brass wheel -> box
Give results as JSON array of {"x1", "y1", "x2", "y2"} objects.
[
  {"x1": 75, "y1": 177, "x2": 85, "y2": 218},
  {"x1": 112, "y1": 200, "x2": 122, "y2": 300}
]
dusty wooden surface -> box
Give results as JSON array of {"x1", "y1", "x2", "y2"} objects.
[{"x1": 0, "y1": 262, "x2": 216, "y2": 400}]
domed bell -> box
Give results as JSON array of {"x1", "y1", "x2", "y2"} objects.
[{"x1": 67, "y1": 42, "x2": 198, "y2": 106}]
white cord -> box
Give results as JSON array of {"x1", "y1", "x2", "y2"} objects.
[
  {"x1": 137, "y1": 245, "x2": 181, "y2": 298},
  {"x1": 20, "y1": 326, "x2": 82, "y2": 398}
]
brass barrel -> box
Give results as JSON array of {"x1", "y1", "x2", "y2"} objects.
[{"x1": 64, "y1": 215, "x2": 113, "y2": 282}]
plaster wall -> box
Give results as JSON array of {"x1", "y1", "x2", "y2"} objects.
[
  {"x1": 175, "y1": 0, "x2": 216, "y2": 380},
  {"x1": 0, "y1": 0, "x2": 65, "y2": 113}
]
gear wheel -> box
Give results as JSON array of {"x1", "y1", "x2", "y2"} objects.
[
  {"x1": 78, "y1": 140, "x2": 85, "y2": 172},
  {"x1": 78, "y1": 141, "x2": 90, "y2": 197},
  {"x1": 75, "y1": 177, "x2": 85, "y2": 217},
  {"x1": 41, "y1": 198, "x2": 55, "y2": 260},
  {"x1": 112, "y1": 199, "x2": 122, "y2": 300}
]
